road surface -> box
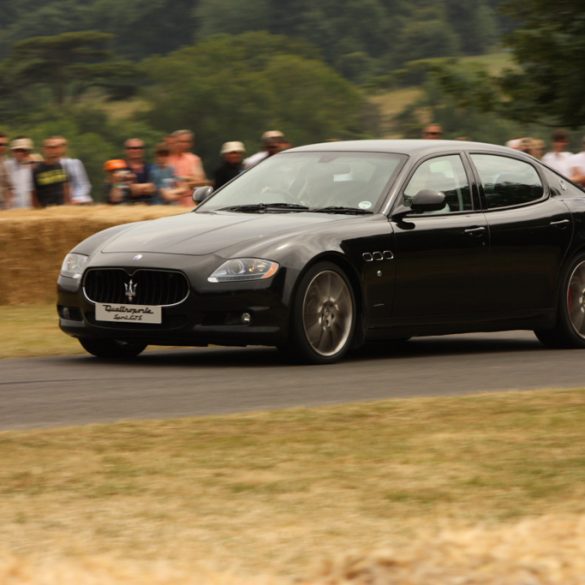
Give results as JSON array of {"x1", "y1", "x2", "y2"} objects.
[{"x1": 1, "y1": 331, "x2": 584, "y2": 430}]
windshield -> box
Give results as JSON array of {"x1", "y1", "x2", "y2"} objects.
[{"x1": 197, "y1": 151, "x2": 406, "y2": 213}]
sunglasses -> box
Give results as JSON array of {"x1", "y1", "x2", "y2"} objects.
[
  {"x1": 425, "y1": 131, "x2": 441, "y2": 136},
  {"x1": 126, "y1": 145, "x2": 145, "y2": 150}
]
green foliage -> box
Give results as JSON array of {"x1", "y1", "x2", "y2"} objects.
[
  {"x1": 444, "y1": 0, "x2": 498, "y2": 55},
  {"x1": 0, "y1": 0, "x2": 505, "y2": 85},
  {"x1": 196, "y1": 0, "x2": 270, "y2": 38},
  {"x1": 394, "y1": 18, "x2": 460, "y2": 64},
  {"x1": 392, "y1": 62, "x2": 533, "y2": 143},
  {"x1": 7, "y1": 32, "x2": 139, "y2": 106},
  {"x1": 0, "y1": 0, "x2": 199, "y2": 61},
  {"x1": 142, "y1": 32, "x2": 374, "y2": 168},
  {"x1": 414, "y1": 0, "x2": 585, "y2": 129},
  {"x1": 498, "y1": 0, "x2": 585, "y2": 127}
]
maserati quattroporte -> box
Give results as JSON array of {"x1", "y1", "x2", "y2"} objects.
[{"x1": 58, "y1": 140, "x2": 585, "y2": 363}]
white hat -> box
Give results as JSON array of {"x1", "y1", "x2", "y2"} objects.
[
  {"x1": 261, "y1": 130, "x2": 284, "y2": 141},
  {"x1": 220, "y1": 141, "x2": 246, "y2": 155},
  {"x1": 11, "y1": 137, "x2": 34, "y2": 151}
]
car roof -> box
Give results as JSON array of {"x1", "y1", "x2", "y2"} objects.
[{"x1": 288, "y1": 139, "x2": 520, "y2": 157}]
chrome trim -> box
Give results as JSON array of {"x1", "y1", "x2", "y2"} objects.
[{"x1": 82, "y1": 268, "x2": 190, "y2": 308}]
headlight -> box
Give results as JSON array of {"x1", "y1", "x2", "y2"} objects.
[
  {"x1": 60, "y1": 253, "x2": 89, "y2": 280},
  {"x1": 208, "y1": 258, "x2": 279, "y2": 283}
]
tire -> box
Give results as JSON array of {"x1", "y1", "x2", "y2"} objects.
[
  {"x1": 534, "y1": 253, "x2": 585, "y2": 349},
  {"x1": 79, "y1": 338, "x2": 147, "y2": 359},
  {"x1": 288, "y1": 262, "x2": 357, "y2": 364}
]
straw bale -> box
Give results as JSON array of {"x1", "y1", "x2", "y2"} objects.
[
  {"x1": 0, "y1": 206, "x2": 185, "y2": 305},
  {"x1": 2, "y1": 515, "x2": 585, "y2": 584},
  {"x1": 303, "y1": 514, "x2": 585, "y2": 585}
]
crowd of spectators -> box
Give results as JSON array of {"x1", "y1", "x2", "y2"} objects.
[{"x1": 1, "y1": 125, "x2": 584, "y2": 210}]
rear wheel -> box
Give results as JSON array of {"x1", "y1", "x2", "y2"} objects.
[
  {"x1": 79, "y1": 338, "x2": 147, "y2": 359},
  {"x1": 535, "y1": 253, "x2": 585, "y2": 349},
  {"x1": 288, "y1": 262, "x2": 357, "y2": 364}
]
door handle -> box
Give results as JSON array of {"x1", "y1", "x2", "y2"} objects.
[
  {"x1": 550, "y1": 218, "x2": 570, "y2": 229},
  {"x1": 464, "y1": 226, "x2": 487, "y2": 237}
]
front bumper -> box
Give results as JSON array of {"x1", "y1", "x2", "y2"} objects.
[{"x1": 57, "y1": 253, "x2": 290, "y2": 347}]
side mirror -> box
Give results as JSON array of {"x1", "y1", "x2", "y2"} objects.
[
  {"x1": 193, "y1": 186, "x2": 214, "y2": 205},
  {"x1": 391, "y1": 189, "x2": 446, "y2": 221},
  {"x1": 410, "y1": 189, "x2": 446, "y2": 212}
]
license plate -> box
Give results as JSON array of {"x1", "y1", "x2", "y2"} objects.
[{"x1": 95, "y1": 303, "x2": 162, "y2": 324}]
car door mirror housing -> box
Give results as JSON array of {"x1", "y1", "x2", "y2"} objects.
[
  {"x1": 410, "y1": 189, "x2": 446, "y2": 212},
  {"x1": 391, "y1": 189, "x2": 447, "y2": 221},
  {"x1": 193, "y1": 186, "x2": 214, "y2": 204}
]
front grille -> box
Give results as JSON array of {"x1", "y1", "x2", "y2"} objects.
[{"x1": 84, "y1": 269, "x2": 189, "y2": 306}]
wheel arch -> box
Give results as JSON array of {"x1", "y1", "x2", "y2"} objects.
[{"x1": 284, "y1": 251, "x2": 366, "y2": 345}]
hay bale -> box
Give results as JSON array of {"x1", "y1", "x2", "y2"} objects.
[{"x1": 0, "y1": 206, "x2": 186, "y2": 305}]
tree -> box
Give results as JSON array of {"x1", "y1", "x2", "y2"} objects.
[
  {"x1": 195, "y1": 0, "x2": 270, "y2": 38},
  {"x1": 89, "y1": 0, "x2": 200, "y2": 59},
  {"x1": 392, "y1": 64, "x2": 527, "y2": 144},
  {"x1": 499, "y1": 0, "x2": 585, "y2": 127},
  {"x1": 8, "y1": 31, "x2": 139, "y2": 106},
  {"x1": 423, "y1": 0, "x2": 585, "y2": 128},
  {"x1": 141, "y1": 33, "x2": 375, "y2": 167},
  {"x1": 444, "y1": 0, "x2": 498, "y2": 55}
]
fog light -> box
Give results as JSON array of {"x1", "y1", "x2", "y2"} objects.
[{"x1": 241, "y1": 312, "x2": 252, "y2": 324}]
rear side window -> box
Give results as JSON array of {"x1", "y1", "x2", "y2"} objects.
[{"x1": 471, "y1": 154, "x2": 544, "y2": 209}]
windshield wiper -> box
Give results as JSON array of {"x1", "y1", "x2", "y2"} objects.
[
  {"x1": 310, "y1": 206, "x2": 373, "y2": 215},
  {"x1": 219, "y1": 202, "x2": 309, "y2": 213}
]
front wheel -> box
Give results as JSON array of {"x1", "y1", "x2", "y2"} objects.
[
  {"x1": 288, "y1": 262, "x2": 357, "y2": 364},
  {"x1": 79, "y1": 338, "x2": 147, "y2": 359},
  {"x1": 535, "y1": 253, "x2": 585, "y2": 349}
]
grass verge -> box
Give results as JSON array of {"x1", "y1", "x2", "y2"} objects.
[
  {"x1": 0, "y1": 304, "x2": 83, "y2": 358},
  {"x1": 1, "y1": 389, "x2": 585, "y2": 582}
]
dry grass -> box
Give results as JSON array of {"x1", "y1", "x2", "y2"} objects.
[
  {"x1": 0, "y1": 304, "x2": 83, "y2": 358},
  {"x1": 1, "y1": 390, "x2": 585, "y2": 582},
  {"x1": 0, "y1": 304, "x2": 173, "y2": 358},
  {"x1": 0, "y1": 206, "x2": 185, "y2": 305},
  {"x1": 457, "y1": 51, "x2": 515, "y2": 75}
]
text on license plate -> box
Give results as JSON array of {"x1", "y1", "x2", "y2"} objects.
[{"x1": 95, "y1": 303, "x2": 162, "y2": 324}]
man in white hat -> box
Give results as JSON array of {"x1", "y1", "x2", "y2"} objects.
[
  {"x1": 5, "y1": 137, "x2": 35, "y2": 208},
  {"x1": 243, "y1": 130, "x2": 285, "y2": 169},
  {"x1": 214, "y1": 141, "x2": 246, "y2": 189}
]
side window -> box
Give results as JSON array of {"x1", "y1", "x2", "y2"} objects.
[
  {"x1": 403, "y1": 155, "x2": 472, "y2": 214},
  {"x1": 471, "y1": 154, "x2": 544, "y2": 209}
]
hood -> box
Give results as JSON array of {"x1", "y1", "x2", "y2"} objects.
[{"x1": 100, "y1": 210, "x2": 345, "y2": 256}]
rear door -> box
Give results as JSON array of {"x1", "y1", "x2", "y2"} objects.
[{"x1": 469, "y1": 153, "x2": 573, "y2": 318}]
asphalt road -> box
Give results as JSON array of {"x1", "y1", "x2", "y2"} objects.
[{"x1": 1, "y1": 331, "x2": 584, "y2": 430}]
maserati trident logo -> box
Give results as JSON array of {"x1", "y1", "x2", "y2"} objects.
[{"x1": 124, "y1": 279, "x2": 138, "y2": 302}]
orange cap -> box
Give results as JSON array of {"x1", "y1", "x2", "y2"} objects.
[{"x1": 103, "y1": 159, "x2": 128, "y2": 172}]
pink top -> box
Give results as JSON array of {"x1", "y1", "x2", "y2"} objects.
[{"x1": 168, "y1": 152, "x2": 207, "y2": 207}]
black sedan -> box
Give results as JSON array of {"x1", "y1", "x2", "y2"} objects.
[{"x1": 58, "y1": 140, "x2": 585, "y2": 363}]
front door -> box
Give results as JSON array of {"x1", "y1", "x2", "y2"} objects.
[{"x1": 390, "y1": 154, "x2": 490, "y2": 326}]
